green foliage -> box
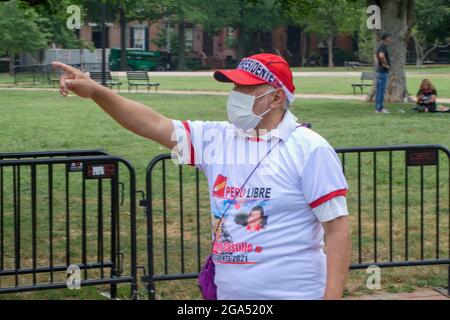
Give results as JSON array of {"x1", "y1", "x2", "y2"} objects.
[
  {"x1": 414, "y1": 0, "x2": 450, "y2": 43},
  {"x1": 151, "y1": 24, "x2": 179, "y2": 53},
  {"x1": 412, "y1": 0, "x2": 450, "y2": 65},
  {"x1": 34, "y1": 0, "x2": 82, "y2": 49},
  {"x1": 0, "y1": 0, "x2": 49, "y2": 56},
  {"x1": 195, "y1": 0, "x2": 288, "y2": 59},
  {"x1": 357, "y1": 12, "x2": 376, "y2": 63},
  {"x1": 290, "y1": 0, "x2": 362, "y2": 40},
  {"x1": 80, "y1": 0, "x2": 166, "y2": 25},
  {"x1": 199, "y1": 0, "x2": 287, "y2": 34},
  {"x1": 276, "y1": 0, "x2": 316, "y2": 15}
]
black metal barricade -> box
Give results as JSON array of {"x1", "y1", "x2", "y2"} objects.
[
  {"x1": 0, "y1": 150, "x2": 137, "y2": 299},
  {"x1": 12, "y1": 64, "x2": 106, "y2": 86},
  {"x1": 142, "y1": 144, "x2": 450, "y2": 299}
]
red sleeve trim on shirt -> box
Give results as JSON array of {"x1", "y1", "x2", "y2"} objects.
[
  {"x1": 181, "y1": 121, "x2": 195, "y2": 166},
  {"x1": 309, "y1": 189, "x2": 348, "y2": 209}
]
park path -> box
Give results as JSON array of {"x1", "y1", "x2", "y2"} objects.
[{"x1": 2, "y1": 86, "x2": 450, "y2": 103}]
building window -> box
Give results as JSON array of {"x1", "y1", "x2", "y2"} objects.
[
  {"x1": 131, "y1": 26, "x2": 147, "y2": 50},
  {"x1": 226, "y1": 27, "x2": 235, "y2": 49},
  {"x1": 185, "y1": 26, "x2": 194, "y2": 51},
  {"x1": 91, "y1": 26, "x2": 109, "y2": 48}
]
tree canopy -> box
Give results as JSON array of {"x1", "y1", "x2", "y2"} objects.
[{"x1": 0, "y1": 0, "x2": 49, "y2": 73}]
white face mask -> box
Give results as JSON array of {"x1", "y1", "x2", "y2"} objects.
[{"x1": 226, "y1": 89, "x2": 276, "y2": 131}]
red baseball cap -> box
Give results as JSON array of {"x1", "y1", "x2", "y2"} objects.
[{"x1": 214, "y1": 53, "x2": 296, "y2": 102}]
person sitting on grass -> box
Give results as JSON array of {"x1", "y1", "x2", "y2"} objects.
[
  {"x1": 415, "y1": 79, "x2": 437, "y2": 113},
  {"x1": 414, "y1": 79, "x2": 450, "y2": 113}
]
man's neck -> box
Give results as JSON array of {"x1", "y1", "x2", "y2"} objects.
[{"x1": 254, "y1": 109, "x2": 286, "y2": 137}]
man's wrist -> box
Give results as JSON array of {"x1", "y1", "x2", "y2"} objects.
[{"x1": 91, "y1": 82, "x2": 109, "y2": 100}]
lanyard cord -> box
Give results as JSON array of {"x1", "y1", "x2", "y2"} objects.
[{"x1": 210, "y1": 139, "x2": 281, "y2": 253}]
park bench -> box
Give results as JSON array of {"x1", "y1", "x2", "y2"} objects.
[
  {"x1": 345, "y1": 61, "x2": 360, "y2": 69},
  {"x1": 126, "y1": 71, "x2": 160, "y2": 92},
  {"x1": 47, "y1": 71, "x2": 60, "y2": 88},
  {"x1": 89, "y1": 71, "x2": 122, "y2": 91},
  {"x1": 351, "y1": 71, "x2": 375, "y2": 95},
  {"x1": 345, "y1": 61, "x2": 372, "y2": 70}
]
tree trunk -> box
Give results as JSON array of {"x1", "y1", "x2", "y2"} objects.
[
  {"x1": 236, "y1": 28, "x2": 246, "y2": 62},
  {"x1": 236, "y1": 0, "x2": 246, "y2": 62},
  {"x1": 327, "y1": 36, "x2": 334, "y2": 67},
  {"x1": 301, "y1": 32, "x2": 308, "y2": 67},
  {"x1": 8, "y1": 52, "x2": 14, "y2": 76},
  {"x1": 366, "y1": 0, "x2": 415, "y2": 103},
  {"x1": 177, "y1": 14, "x2": 187, "y2": 71},
  {"x1": 119, "y1": 8, "x2": 127, "y2": 71},
  {"x1": 414, "y1": 38, "x2": 445, "y2": 68},
  {"x1": 412, "y1": 35, "x2": 424, "y2": 67}
]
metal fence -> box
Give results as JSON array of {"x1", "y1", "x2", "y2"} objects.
[
  {"x1": 0, "y1": 150, "x2": 137, "y2": 298},
  {"x1": 141, "y1": 144, "x2": 450, "y2": 299},
  {"x1": 1, "y1": 145, "x2": 448, "y2": 299},
  {"x1": 12, "y1": 64, "x2": 107, "y2": 86}
]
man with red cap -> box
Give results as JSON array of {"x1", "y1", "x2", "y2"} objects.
[{"x1": 53, "y1": 53, "x2": 351, "y2": 300}]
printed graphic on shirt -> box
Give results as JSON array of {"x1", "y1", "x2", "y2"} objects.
[
  {"x1": 211, "y1": 174, "x2": 270, "y2": 265},
  {"x1": 212, "y1": 174, "x2": 227, "y2": 198},
  {"x1": 234, "y1": 205, "x2": 268, "y2": 232}
]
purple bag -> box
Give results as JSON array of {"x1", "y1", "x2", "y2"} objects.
[
  {"x1": 197, "y1": 140, "x2": 282, "y2": 300},
  {"x1": 198, "y1": 255, "x2": 217, "y2": 300}
]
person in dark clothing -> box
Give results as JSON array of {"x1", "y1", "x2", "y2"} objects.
[
  {"x1": 415, "y1": 79, "x2": 437, "y2": 113},
  {"x1": 413, "y1": 79, "x2": 450, "y2": 113},
  {"x1": 375, "y1": 32, "x2": 392, "y2": 114}
]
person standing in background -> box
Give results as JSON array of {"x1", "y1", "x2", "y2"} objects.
[{"x1": 375, "y1": 32, "x2": 392, "y2": 114}]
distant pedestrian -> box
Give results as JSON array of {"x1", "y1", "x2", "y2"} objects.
[{"x1": 375, "y1": 32, "x2": 392, "y2": 114}]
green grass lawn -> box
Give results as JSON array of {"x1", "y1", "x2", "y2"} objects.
[
  {"x1": 291, "y1": 64, "x2": 450, "y2": 74},
  {"x1": 2, "y1": 71, "x2": 450, "y2": 98},
  {"x1": 120, "y1": 74, "x2": 450, "y2": 98},
  {"x1": 0, "y1": 90, "x2": 449, "y2": 299}
]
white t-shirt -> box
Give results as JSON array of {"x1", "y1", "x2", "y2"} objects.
[{"x1": 172, "y1": 110, "x2": 348, "y2": 300}]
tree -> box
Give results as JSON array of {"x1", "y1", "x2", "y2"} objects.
[
  {"x1": 288, "y1": 0, "x2": 362, "y2": 67},
  {"x1": 366, "y1": 0, "x2": 416, "y2": 103},
  {"x1": 135, "y1": 0, "x2": 227, "y2": 70},
  {"x1": 34, "y1": 0, "x2": 82, "y2": 50},
  {"x1": 199, "y1": 0, "x2": 288, "y2": 62},
  {"x1": 0, "y1": 0, "x2": 49, "y2": 75},
  {"x1": 119, "y1": 0, "x2": 166, "y2": 69},
  {"x1": 357, "y1": 13, "x2": 376, "y2": 64},
  {"x1": 152, "y1": 23, "x2": 179, "y2": 54},
  {"x1": 157, "y1": 0, "x2": 223, "y2": 70},
  {"x1": 412, "y1": 0, "x2": 450, "y2": 67},
  {"x1": 80, "y1": 0, "x2": 165, "y2": 70}
]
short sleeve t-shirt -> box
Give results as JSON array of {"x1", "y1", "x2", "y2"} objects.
[
  {"x1": 417, "y1": 89, "x2": 437, "y2": 109},
  {"x1": 172, "y1": 110, "x2": 349, "y2": 299},
  {"x1": 376, "y1": 42, "x2": 390, "y2": 73},
  {"x1": 417, "y1": 89, "x2": 437, "y2": 99}
]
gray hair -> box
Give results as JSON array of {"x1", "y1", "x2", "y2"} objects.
[{"x1": 285, "y1": 99, "x2": 291, "y2": 109}]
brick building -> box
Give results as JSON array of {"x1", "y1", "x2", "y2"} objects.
[{"x1": 78, "y1": 20, "x2": 356, "y2": 68}]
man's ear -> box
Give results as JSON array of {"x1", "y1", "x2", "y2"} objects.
[{"x1": 272, "y1": 88, "x2": 286, "y2": 108}]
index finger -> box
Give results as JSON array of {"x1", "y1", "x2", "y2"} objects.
[{"x1": 52, "y1": 61, "x2": 79, "y2": 74}]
